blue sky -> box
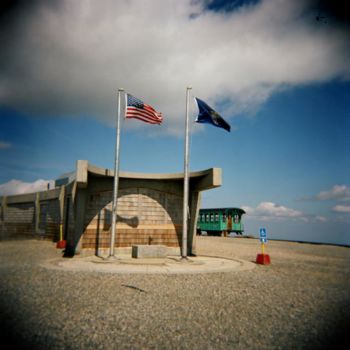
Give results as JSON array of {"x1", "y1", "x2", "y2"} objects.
[{"x1": 1, "y1": 0, "x2": 349, "y2": 245}]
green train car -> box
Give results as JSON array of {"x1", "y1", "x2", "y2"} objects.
[{"x1": 197, "y1": 207, "x2": 246, "y2": 236}]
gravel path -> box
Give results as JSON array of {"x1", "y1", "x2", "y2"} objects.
[{"x1": 0, "y1": 236, "x2": 349, "y2": 349}]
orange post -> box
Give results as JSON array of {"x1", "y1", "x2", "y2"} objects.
[
  {"x1": 256, "y1": 241, "x2": 271, "y2": 265},
  {"x1": 56, "y1": 223, "x2": 66, "y2": 249}
]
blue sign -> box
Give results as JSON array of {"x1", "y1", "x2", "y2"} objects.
[{"x1": 260, "y1": 228, "x2": 267, "y2": 243}]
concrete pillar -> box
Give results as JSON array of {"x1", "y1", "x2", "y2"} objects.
[
  {"x1": 1, "y1": 196, "x2": 6, "y2": 220},
  {"x1": 35, "y1": 192, "x2": 41, "y2": 234},
  {"x1": 0, "y1": 196, "x2": 7, "y2": 238},
  {"x1": 59, "y1": 186, "x2": 65, "y2": 223},
  {"x1": 188, "y1": 191, "x2": 201, "y2": 256},
  {"x1": 65, "y1": 186, "x2": 88, "y2": 256}
]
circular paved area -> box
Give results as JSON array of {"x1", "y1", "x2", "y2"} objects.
[{"x1": 43, "y1": 254, "x2": 255, "y2": 274}]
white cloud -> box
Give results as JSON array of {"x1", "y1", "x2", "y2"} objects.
[
  {"x1": 242, "y1": 201, "x2": 328, "y2": 222},
  {"x1": 242, "y1": 201, "x2": 304, "y2": 220},
  {"x1": 302, "y1": 185, "x2": 350, "y2": 202},
  {"x1": 1, "y1": 0, "x2": 349, "y2": 134},
  {"x1": 314, "y1": 215, "x2": 328, "y2": 222},
  {"x1": 315, "y1": 185, "x2": 350, "y2": 201},
  {"x1": 0, "y1": 142, "x2": 11, "y2": 150},
  {"x1": 332, "y1": 205, "x2": 350, "y2": 213},
  {"x1": 0, "y1": 179, "x2": 55, "y2": 196},
  {"x1": 300, "y1": 185, "x2": 350, "y2": 218}
]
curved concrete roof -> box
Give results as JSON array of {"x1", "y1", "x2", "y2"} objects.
[
  {"x1": 87, "y1": 162, "x2": 218, "y2": 179},
  {"x1": 74, "y1": 160, "x2": 221, "y2": 191}
]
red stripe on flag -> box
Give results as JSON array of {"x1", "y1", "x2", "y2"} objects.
[
  {"x1": 126, "y1": 107, "x2": 162, "y2": 124},
  {"x1": 126, "y1": 107, "x2": 160, "y2": 121},
  {"x1": 128, "y1": 115, "x2": 161, "y2": 124},
  {"x1": 126, "y1": 111, "x2": 161, "y2": 123}
]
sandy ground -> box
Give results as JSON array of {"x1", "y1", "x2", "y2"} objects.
[{"x1": 0, "y1": 236, "x2": 349, "y2": 349}]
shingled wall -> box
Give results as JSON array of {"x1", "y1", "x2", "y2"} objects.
[
  {"x1": 3, "y1": 202, "x2": 35, "y2": 237},
  {"x1": 0, "y1": 189, "x2": 64, "y2": 241},
  {"x1": 82, "y1": 188, "x2": 182, "y2": 251}
]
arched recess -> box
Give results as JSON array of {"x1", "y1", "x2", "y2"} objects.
[{"x1": 82, "y1": 187, "x2": 183, "y2": 252}]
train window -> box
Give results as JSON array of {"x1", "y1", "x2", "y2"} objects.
[
  {"x1": 223, "y1": 214, "x2": 226, "y2": 222},
  {"x1": 215, "y1": 213, "x2": 219, "y2": 222},
  {"x1": 206, "y1": 214, "x2": 209, "y2": 222},
  {"x1": 234, "y1": 214, "x2": 239, "y2": 224},
  {"x1": 210, "y1": 214, "x2": 214, "y2": 222}
]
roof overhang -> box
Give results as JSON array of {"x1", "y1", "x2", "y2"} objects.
[{"x1": 74, "y1": 160, "x2": 221, "y2": 192}]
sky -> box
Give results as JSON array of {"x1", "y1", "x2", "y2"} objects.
[{"x1": 0, "y1": 0, "x2": 349, "y2": 245}]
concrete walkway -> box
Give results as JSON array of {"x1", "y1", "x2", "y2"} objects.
[{"x1": 42, "y1": 254, "x2": 255, "y2": 274}]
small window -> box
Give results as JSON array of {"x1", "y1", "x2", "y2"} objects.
[
  {"x1": 215, "y1": 213, "x2": 219, "y2": 222},
  {"x1": 223, "y1": 214, "x2": 227, "y2": 222},
  {"x1": 210, "y1": 214, "x2": 214, "y2": 222},
  {"x1": 206, "y1": 214, "x2": 209, "y2": 222}
]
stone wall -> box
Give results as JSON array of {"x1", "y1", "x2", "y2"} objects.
[
  {"x1": 82, "y1": 188, "x2": 182, "y2": 252},
  {"x1": 4, "y1": 202, "x2": 35, "y2": 237},
  {"x1": 39, "y1": 199, "x2": 61, "y2": 240},
  {"x1": 0, "y1": 190, "x2": 63, "y2": 241}
]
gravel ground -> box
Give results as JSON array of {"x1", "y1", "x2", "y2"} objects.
[{"x1": 0, "y1": 236, "x2": 349, "y2": 349}]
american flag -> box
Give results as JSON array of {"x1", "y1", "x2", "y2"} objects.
[{"x1": 125, "y1": 94, "x2": 163, "y2": 125}]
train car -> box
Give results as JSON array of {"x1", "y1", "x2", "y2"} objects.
[{"x1": 197, "y1": 207, "x2": 246, "y2": 236}]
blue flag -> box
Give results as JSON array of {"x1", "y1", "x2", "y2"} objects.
[{"x1": 195, "y1": 97, "x2": 231, "y2": 132}]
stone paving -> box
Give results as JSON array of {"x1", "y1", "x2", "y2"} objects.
[{"x1": 1, "y1": 236, "x2": 349, "y2": 349}]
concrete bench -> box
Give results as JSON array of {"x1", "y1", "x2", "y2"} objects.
[{"x1": 132, "y1": 245, "x2": 168, "y2": 259}]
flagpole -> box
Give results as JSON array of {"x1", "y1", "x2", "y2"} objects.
[
  {"x1": 109, "y1": 88, "x2": 124, "y2": 258},
  {"x1": 182, "y1": 86, "x2": 192, "y2": 259}
]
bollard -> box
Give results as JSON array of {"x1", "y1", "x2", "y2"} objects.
[
  {"x1": 56, "y1": 223, "x2": 66, "y2": 249},
  {"x1": 256, "y1": 241, "x2": 271, "y2": 265}
]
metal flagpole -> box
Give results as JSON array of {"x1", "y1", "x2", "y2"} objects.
[
  {"x1": 182, "y1": 86, "x2": 192, "y2": 259},
  {"x1": 109, "y1": 88, "x2": 124, "y2": 258}
]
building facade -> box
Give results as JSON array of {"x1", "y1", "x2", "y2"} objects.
[{"x1": 0, "y1": 160, "x2": 221, "y2": 256}]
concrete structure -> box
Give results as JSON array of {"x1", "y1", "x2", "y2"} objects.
[
  {"x1": 131, "y1": 245, "x2": 168, "y2": 259},
  {"x1": 0, "y1": 160, "x2": 221, "y2": 256}
]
